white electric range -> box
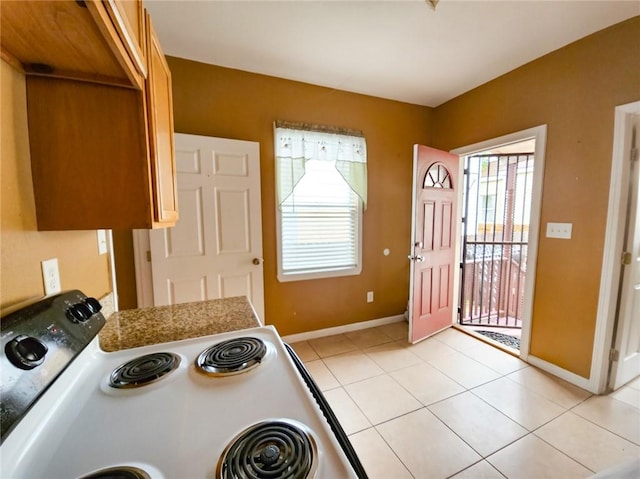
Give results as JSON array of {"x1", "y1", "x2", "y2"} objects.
[{"x1": 0, "y1": 290, "x2": 367, "y2": 479}]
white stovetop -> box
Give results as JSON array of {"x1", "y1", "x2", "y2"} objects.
[{"x1": 1, "y1": 326, "x2": 356, "y2": 479}]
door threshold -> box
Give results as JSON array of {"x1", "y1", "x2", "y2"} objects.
[{"x1": 453, "y1": 324, "x2": 521, "y2": 358}]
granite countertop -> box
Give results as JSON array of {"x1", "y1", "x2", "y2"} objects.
[{"x1": 99, "y1": 296, "x2": 261, "y2": 352}]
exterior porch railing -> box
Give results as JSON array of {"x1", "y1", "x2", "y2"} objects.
[{"x1": 460, "y1": 242, "x2": 527, "y2": 328}]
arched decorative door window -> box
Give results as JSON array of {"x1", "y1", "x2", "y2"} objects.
[{"x1": 423, "y1": 162, "x2": 453, "y2": 189}]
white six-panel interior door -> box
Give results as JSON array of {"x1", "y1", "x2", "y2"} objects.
[{"x1": 148, "y1": 134, "x2": 265, "y2": 321}]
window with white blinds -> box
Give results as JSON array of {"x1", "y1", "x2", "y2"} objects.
[{"x1": 277, "y1": 158, "x2": 362, "y2": 281}]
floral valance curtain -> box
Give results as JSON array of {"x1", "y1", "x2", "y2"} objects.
[{"x1": 274, "y1": 121, "x2": 367, "y2": 208}]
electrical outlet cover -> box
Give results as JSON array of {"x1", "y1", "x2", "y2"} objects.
[{"x1": 42, "y1": 258, "x2": 61, "y2": 295}]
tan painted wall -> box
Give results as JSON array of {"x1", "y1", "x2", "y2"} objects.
[
  {"x1": 431, "y1": 17, "x2": 640, "y2": 378},
  {"x1": 111, "y1": 17, "x2": 639, "y2": 379},
  {"x1": 0, "y1": 60, "x2": 111, "y2": 310},
  {"x1": 113, "y1": 58, "x2": 433, "y2": 334}
]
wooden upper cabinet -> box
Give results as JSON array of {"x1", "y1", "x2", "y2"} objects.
[
  {"x1": 0, "y1": 0, "x2": 144, "y2": 89},
  {"x1": 4, "y1": 1, "x2": 178, "y2": 230}
]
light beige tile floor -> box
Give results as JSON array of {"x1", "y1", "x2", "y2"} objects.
[{"x1": 290, "y1": 323, "x2": 640, "y2": 479}]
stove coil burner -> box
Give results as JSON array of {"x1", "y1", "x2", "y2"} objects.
[
  {"x1": 79, "y1": 466, "x2": 151, "y2": 479},
  {"x1": 109, "y1": 352, "x2": 181, "y2": 389},
  {"x1": 196, "y1": 337, "x2": 267, "y2": 376},
  {"x1": 217, "y1": 420, "x2": 317, "y2": 479}
]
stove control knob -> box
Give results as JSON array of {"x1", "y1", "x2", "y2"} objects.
[
  {"x1": 66, "y1": 303, "x2": 92, "y2": 323},
  {"x1": 84, "y1": 297, "x2": 102, "y2": 314},
  {"x1": 5, "y1": 335, "x2": 48, "y2": 370}
]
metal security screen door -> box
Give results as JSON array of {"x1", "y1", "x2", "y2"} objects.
[{"x1": 459, "y1": 152, "x2": 535, "y2": 330}]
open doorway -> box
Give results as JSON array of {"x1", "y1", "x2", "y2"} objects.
[
  {"x1": 452, "y1": 126, "x2": 547, "y2": 359},
  {"x1": 459, "y1": 140, "x2": 534, "y2": 351}
]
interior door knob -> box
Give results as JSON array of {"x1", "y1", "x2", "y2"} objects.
[{"x1": 252, "y1": 258, "x2": 263, "y2": 265}]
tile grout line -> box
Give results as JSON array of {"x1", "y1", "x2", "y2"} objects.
[
  {"x1": 565, "y1": 398, "x2": 640, "y2": 447},
  {"x1": 296, "y1": 327, "x2": 639, "y2": 477}
]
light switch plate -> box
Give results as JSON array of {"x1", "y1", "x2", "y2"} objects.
[
  {"x1": 42, "y1": 258, "x2": 61, "y2": 295},
  {"x1": 546, "y1": 222, "x2": 573, "y2": 239},
  {"x1": 97, "y1": 229, "x2": 108, "y2": 255}
]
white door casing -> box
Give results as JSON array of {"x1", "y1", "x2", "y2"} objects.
[
  {"x1": 609, "y1": 113, "x2": 640, "y2": 390},
  {"x1": 593, "y1": 102, "x2": 640, "y2": 394},
  {"x1": 147, "y1": 134, "x2": 265, "y2": 321},
  {"x1": 452, "y1": 125, "x2": 547, "y2": 361}
]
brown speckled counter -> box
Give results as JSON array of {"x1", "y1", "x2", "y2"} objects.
[{"x1": 99, "y1": 296, "x2": 261, "y2": 352}]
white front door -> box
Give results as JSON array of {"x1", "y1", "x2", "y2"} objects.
[
  {"x1": 610, "y1": 114, "x2": 640, "y2": 390},
  {"x1": 149, "y1": 134, "x2": 265, "y2": 321}
]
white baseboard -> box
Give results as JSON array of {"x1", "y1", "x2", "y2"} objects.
[
  {"x1": 281, "y1": 315, "x2": 406, "y2": 343},
  {"x1": 527, "y1": 354, "x2": 593, "y2": 392}
]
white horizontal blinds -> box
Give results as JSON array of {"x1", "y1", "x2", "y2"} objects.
[
  {"x1": 281, "y1": 160, "x2": 358, "y2": 273},
  {"x1": 274, "y1": 121, "x2": 366, "y2": 279}
]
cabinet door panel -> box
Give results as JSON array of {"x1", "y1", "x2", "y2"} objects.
[
  {"x1": 27, "y1": 77, "x2": 152, "y2": 230},
  {"x1": 146, "y1": 12, "x2": 178, "y2": 224},
  {"x1": 103, "y1": 0, "x2": 147, "y2": 78}
]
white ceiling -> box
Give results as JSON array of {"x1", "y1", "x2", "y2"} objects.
[{"x1": 145, "y1": 1, "x2": 639, "y2": 107}]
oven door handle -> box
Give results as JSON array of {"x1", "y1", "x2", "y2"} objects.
[{"x1": 284, "y1": 343, "x2": 369, "y2": 479}]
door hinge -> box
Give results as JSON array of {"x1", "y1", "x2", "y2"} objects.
[
  {"x1": 622, "y1": 251, "x2": 632, "y2": 265},
  {"x1": 146, "y1": 250, "x2": 151, "y2": 262},
  {"x1": 630, "y1": 147, "x2": 639, "y2": 162},
  {"x1": 463, "y1": 168, "x2": 469, "y2": 175},
  {"x1": 609, "y1": 349, "x2": 620, "y2": 362},
  {"x1": 459, "y1": 262, "x2": 464, "y2": 269}
]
